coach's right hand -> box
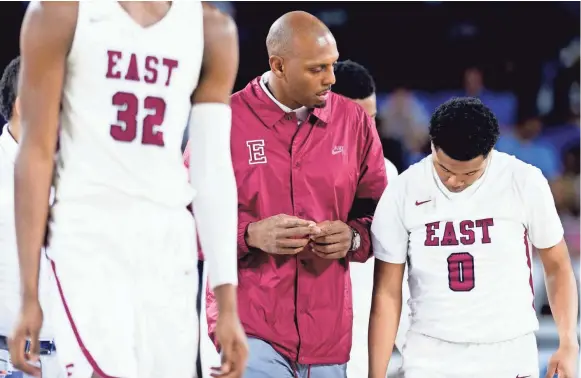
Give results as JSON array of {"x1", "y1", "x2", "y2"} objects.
[
  {"x1": 246, "y1": 214, "x2": 321, "y2": 254},
  {"x1": 8, "y1": 299, "x2": 43, "y2": 378}
]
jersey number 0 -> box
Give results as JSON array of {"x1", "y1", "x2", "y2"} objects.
[
  {"x1": 110, "y1": 91, "x2": 167, "y2": 146},
  {"x1": 447, "y1": 252, "x2": 475, "y2": 291}
]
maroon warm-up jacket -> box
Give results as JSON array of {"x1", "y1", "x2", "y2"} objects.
[{"x1": 185, "y1": 76, "x2": 387, "y2": 364}]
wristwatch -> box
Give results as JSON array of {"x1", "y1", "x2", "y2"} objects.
[{"x1": 349, "y1": 228, "x2": 361, "y2": 251}]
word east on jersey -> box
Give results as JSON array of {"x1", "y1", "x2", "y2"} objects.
[{"x1": 424, "y1": 218, "x2": 494, "y2": 292}]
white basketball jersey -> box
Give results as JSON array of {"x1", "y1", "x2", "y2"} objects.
[
  {"x1": 384, "y1": 158, "x2": 398, "y2": 182},
  {"x1": 371, "y1": 151, "x2": 564, "y2": 343},
  {"x1": 55, "y1": 1, "x2": 203, "y2": 208}
]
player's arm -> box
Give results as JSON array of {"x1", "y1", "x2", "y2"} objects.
[
  {"x1": 348, "y1": 112, "x2": 388, "y2": 263},
  {"x1": 524, "y1": 169, "x2": 579, "y2": 349},
  {"x1": 368, "y1": 185, "x2": 408, "y2": 378},
  {"x1": 189, "y1": 4, "x2": 239, "y2": 313},
  {"x1": 539, "y1": 241, "x2": 578, "y2": 343},
  {"x1": 16, "y1": 2, "x2": 76, "y2": 303}
]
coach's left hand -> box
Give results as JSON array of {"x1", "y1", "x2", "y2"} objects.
[
  {"x1": 544, "y1": 342, "x2": 579, "y2": 378},
  {"x1": 310, "y1": 220, "x2": 352, "y2": 259}
]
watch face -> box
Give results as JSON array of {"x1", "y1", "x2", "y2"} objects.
[{"x1": 351, "y1": 230, "x2": 360, "y2": 250}]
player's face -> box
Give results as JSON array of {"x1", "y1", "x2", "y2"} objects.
[
  {"x1": 285, "y1": 33, "x2": 338, "y2": 108},
  {"x1": 432, "y1": 146, "x2": 489, "y2": 193},
  {"x1": 353, "y1": 94, "x2": 377, "y2": 118}
]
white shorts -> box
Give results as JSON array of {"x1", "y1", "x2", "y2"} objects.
[
  {"x1": 45, "y1": 200, "x2": 199, "y2": 378},
  {"x1": 400, "y1": 331, "x2": 539, "y2": 378}
]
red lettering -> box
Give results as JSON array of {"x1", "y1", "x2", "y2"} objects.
[
  {"x1": 447, "y1": 252, "x2": 475, "y2": 291},
  {"x1": 475, "y1": 218, "x2": 494, "y2": 244},
  {"x1": 441, "y1": 221, "x2": 459, "y2": 246},
  {"x1": 106, "y1": 50, "x2": 122, "y2": 79},
  {"x1": 110, "y1": 92, "x2": 167, "y2": 146},
  {"x1": 144, "y1": 56, "x2": 159, "y2": 84},
  {"x1": 459, "y1": 220, "x2": 475, "y2": 245},
  {"x1": 424, "y1": 222, "x2": 440, "y2": 246},
  {"x1": 424, "y1": 218, "x2": 494, "y2": 247},
  {"x1": 162, "y1": 58, "x2": 178, "y2": 86},
  {"x1": 124, "y1": 53, "x2": 140, "y2": 81},
  {"x1": 106, "y1": 51, "x2": 178, "y2": 86}
]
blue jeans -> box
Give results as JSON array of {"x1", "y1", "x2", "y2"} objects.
[{"x1": 244, "y1": 337, "x2": 347, "y2": 378}]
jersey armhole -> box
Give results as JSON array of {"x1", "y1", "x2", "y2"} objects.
[{"x1": 66, "y1": 2, "x2": 86, "y2": 64}]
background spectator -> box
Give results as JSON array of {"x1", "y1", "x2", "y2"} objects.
[{"x1": 495, "y1": 115, "x2": 560, "y2": 181}]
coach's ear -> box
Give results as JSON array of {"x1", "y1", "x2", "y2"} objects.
[{"x1": 269, "y1": 55, "x2": 285, "y2": 79}]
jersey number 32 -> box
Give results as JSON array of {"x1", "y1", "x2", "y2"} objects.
[{"x1": 110, "y1": 91, "x2": 166, "y2": 146}]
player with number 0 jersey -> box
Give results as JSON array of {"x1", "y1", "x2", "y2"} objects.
[{"x1": 368, "y1": 98, "x2": 579, "y2": 378}]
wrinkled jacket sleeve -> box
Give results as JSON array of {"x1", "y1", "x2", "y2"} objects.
[{"x1": 347, "y1": 113, "x2": 388, "y2": 263}]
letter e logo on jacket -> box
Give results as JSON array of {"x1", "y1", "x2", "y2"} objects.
[{"x1": 246, "y1": 139, "x2": 267, "y2": 165}]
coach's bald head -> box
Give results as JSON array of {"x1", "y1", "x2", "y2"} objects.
[
  {"x1": 265, "y1": 11, "x2": 338, "y2": 109},
  {"x1": 266, "y1": 11, "x2": 333, "y2": 57}
]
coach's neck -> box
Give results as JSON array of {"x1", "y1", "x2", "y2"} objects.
[{"x1": 268, "y1": 74, "x2": 302, "y2": 110}]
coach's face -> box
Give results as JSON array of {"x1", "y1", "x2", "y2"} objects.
[
  {"x1": 280, "y1": 33, "x2": 338, "y2": 108},
  {"x1": 432, "y1": 146, "x2": 488, "y2": 193}
]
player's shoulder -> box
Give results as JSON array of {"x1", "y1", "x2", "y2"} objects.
[
  {"x1": 396, "y1": 155, "x2": 431, "y2": 187},
  {"x1": 201, "y1": 2, "x2": 237, "y2": 35},
  {"x1": 26, "y1": 1, "x2": 78, "y2": 13},
  {"x1": 382, "y1": 155, "x2": 430, "y2": 201},
  {"x1": 21, "y1": 1, "x2": 77, "y2": 50},
  {"x1": 24, "y1": 1, "x2": 78, "y2": 24},
  {"x1": 384, "y1": 158, "x2": 399, "y2": 180},
  {"x1": 490, "y1": 150, "x2": 546, "y2": 186}
]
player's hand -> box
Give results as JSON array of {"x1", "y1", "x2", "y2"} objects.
[
  {"x1": 544, "y1": 342, "x2": 579, "y2": 378},
  {"x1": 211, "y1": 310, "x2": 248, "y2": 378},
  {"x1": 246, "y1": 214, "x2": 321, "y2": 255},
  {"x1": 8, "y1": 298, "x2": 43, "y2": 378},
  {"x1": 310, "y1": 220, "x2": 353, "y2": 259}
]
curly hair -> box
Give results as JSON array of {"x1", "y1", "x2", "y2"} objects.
[
  {"x1": 429, "y1": 97, "x2": 499, "y2": 161},
  {"x1": 332, "y1": 60, "x2": 375, "y2": 100},
  {"x1": 0, "y1": 56, "x2": 20, "y2": 121}
]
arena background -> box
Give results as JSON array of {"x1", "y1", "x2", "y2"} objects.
[{"x1": 0, "y1": 2, "x2": 579, "y2": 377}]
